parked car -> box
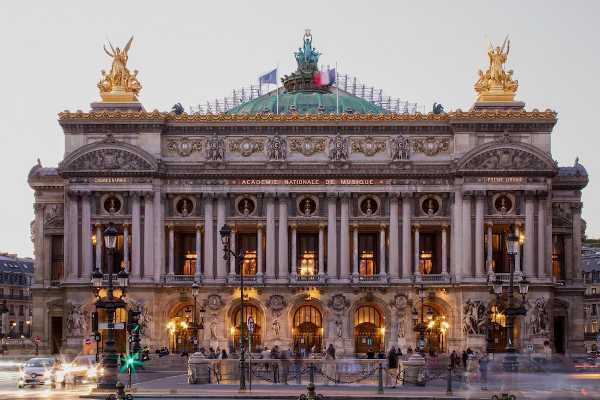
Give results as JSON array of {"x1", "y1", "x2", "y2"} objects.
[
  {"x1": 55, "y1": 355, "x2": 102, "y2": 386},
  {"x1": 17, "y1": 357, "x2": 59, "y2": 388}
]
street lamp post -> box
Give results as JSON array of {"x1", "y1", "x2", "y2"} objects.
[
  {"x1": 191, "y1": 281, "x2": 200, "y2": 353},
  {"x1": 92, "y1": 223, "x2": 129, "y2": 390},
  {"x1": 413, "y1": 284, "x2": 427, "y2": 354},
  {"x1": 219, "y1": 224, "x2": 246, "y2": 392}
]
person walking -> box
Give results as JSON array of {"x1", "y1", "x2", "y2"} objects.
[
  {"x1": 387, "y1": 347, "x2": 398, "y2": 387},
  {"x1": 450, "y1": 350, "x2": 458, "y2": 371},
  {"x1": 461, "y1": 350, "x2": 468, "y2": 369},
  {"x1": 325, "y1": 344, "x2": 336, "y2": 385},
  {"x1": 479, "y1": 352, "x2": 490, "y2": 390},
  {"x1": 271, "y1": 345, "x2": 280, "y2": 383}
]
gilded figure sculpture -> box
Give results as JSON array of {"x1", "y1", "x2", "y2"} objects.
[
  {"x1": 98, "y1": 36, "x2": 142, "y2": 102},
  {"x1": 474, "y1": 36, "x2": 518, "y2": 102}
]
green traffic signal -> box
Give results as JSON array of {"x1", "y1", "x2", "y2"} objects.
[{"x1": 120, "y1": 352, "x2": 143, "y2": 374}]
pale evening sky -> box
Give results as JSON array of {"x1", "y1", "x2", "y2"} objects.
[{"x1": 1, "y1": 0, "x2": 598, "y2": 257}]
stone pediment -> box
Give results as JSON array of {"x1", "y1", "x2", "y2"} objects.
[
  {"x1": 60, "y1": 137, "x2": 158, "y2": 176},
  {"x1": 458, "y1": 141, "x2": 557, "y2": 174}
]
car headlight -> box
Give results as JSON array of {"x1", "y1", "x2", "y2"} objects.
[
  {"x1": 43, "y1": 370, "x2": 52, "y2": 379},
  {"x1": 86, "y1": 367, "x2": 97, "y2": 378}
]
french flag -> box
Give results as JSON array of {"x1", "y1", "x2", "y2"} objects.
[{"x1": 313, "y1": 68, "x2": 336, "y2": 87}]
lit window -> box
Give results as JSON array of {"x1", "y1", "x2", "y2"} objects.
[
  {"x1": 238, "y1": 233, "x2": 257, "y2": 276},
  {"x1": 358, "y1": 233, "x2": 377, "y2": 276},
  {"x1": 297, "y1": 233, "x2": 318, "y2": 276}
]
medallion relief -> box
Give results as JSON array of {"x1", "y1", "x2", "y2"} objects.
[
  {"x1": 228, "y1": 137, "x2": 265, "y2": 157},
  {"x1": 351, "y1": 136, "x2": 386, "y2": 156},
  {"x1": 166, "y1": 137, "x2": 203, "y2": 157},
  {"x1": 289, "y1": 137, "x2": 326, "y2": 156},
  {"x1": 411, "y1": 137, "x2": 450, "y2": 156}
]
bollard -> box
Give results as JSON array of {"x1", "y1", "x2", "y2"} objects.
[
  {"x1": 377, "y1": 362, "x2": 384, "y2": 394},
  {"x1": 298, "y1": 363, "x2": 323, "y2": 400},
  {"x1": 446, "y1": 360, "x2": 452, "y2": 395}
]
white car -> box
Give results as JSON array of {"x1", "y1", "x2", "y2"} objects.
[
  {"x1": 17, "y1": 357, "x2": 59, "y2": 388},
  {"x1": 55, "y1": 355, "x2": 102, "y2": 385}
]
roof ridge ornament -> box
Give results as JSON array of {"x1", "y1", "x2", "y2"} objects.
[
  {"x1": 98, "y1": 36, "x2": 142, "y2": 103},
  {"x1": 474, "y1": 36, "x2": 518, "y2": 102},
  {"x1": 282, "y1": 30, "x2": 329, "y2": 93}
]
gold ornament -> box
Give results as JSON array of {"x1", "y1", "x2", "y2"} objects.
[
  {"x1": 474, "y1": 36, "x2": 518, "y2": 102},
  {"x1": 98, "y1": 36, "x2": 142, "y2": 102}
]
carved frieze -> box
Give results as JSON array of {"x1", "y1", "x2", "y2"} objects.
[
  {"x1": 464, "y1": 148, "x2": 549, "y2": 170},
  {"x1": 44, "y1": 204, "x2": 64, "y2": 228},
  {"x1": 266, "y1": 133, "x2": 287, "y2": 161},
  {"x1": 328, "y1": 293, "x2": 350, "y2": 312},
  {"x1": 166, "y1": 137, "x2": 203, "y2": 157},
  {"x1": 528, "y1": 297, "x2": 549, "y2": 336},
  {"x1": 289, "y1": 137, "x2": 326, "y2": 156},
  {"x1": 206, "y1": 294, "x2": 223, "y2": 311},
  {"x1": 328, "y1": 133, "x2": 349, "y2": 161},
  {"x1": 205, "y1": 133, "x2": 225, "y2": 161},
  {"x1": 228, "y1": 137, "x2": 264, "y2": 157},
  {"x1": 390, "y1": 135, "x2": 410, "y2": 160},
  {"x1": 266, "y1": 294, "x2": 287, "y2": 312},
  {"x1": 68, "y1": 149, "x2": 153, "y2": 171},
  {"x1": 411, "y1": 137, "x2": 450, "y2": 156},
  {"x1": 351, "y1": 136, "x2": 386, "y2": 156}
]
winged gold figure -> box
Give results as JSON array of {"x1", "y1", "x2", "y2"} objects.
[{"x1": 98, "y1": 36, "x2": 142, "y2": 102}]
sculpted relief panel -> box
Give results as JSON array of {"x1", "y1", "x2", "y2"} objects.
[
  {"x1": 67, "y1": 149, "x2": 153, "y2": 171},
  {"x1": 464, "y1": 148, "x2": 550, "y2": 170},
  {"x1": 166, "y1": 137, "x2": 203, "y2": 157}
]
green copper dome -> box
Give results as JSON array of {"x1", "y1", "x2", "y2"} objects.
[{"x1": 225, "y1": 89, "x2": 387, "y2": 115}]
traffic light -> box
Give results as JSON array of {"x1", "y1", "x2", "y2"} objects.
[
  {"x1": 91, "y1": 311, "x2": 98, "y2": 333},
  {"x1": 127, "y1": 309, "x2": 141, "y2": 334}
]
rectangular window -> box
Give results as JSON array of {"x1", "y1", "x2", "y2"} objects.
[
  {"x1": 8, "y1": 305, "x2": 14, "y2": 316},
  {"x1": 18, "y1": 305, "x2": 24, "y2": 316},
  {"x1": 18, "y1": 321, "x2": 24, "y2": 335},
  {"x1": 592, "y1": 304, "x2": 598, "y2": 316},
  {"x1": 419, "y1": 232, "x2": 440, "y2": 274},
  {"x1": 358, "y1": 233, "x2": 378, "y2": 276},
  {"x1": 237, "y1": 233, "x2": 257, "y2": 276},
  {"x1": 50, "y1": 235, "x2": 64, "y2": 281},
  {"x1": 175, "y1": 233, "x2": 197, "y2": 275},
  {"x1": 593, "y1": 287, "x2": 598, "y2": 295},
  {"x1": 297, "y1": 233, "x2": 318, "y2": 276},
  {"x1": 593, "y1": 321, "x2": 599, "y2": 333}
]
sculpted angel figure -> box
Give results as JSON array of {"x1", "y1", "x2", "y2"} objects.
[
  {"x1": 98, "y1": 36, "x2": 142, "y2": 98},
  {"x1": 488, "y1": 38, "x2": 510, "y2": 83}
]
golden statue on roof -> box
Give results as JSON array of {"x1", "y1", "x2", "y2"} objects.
[
  {"x1": 97, "y1": 36, "x2": 142, "y2": 102},
  {"x1": 474, "y1": 36, "x2": 518, "y2": 102}
]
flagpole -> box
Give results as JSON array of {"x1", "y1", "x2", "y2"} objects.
[
  {"x1": 276, "y1": 64, "x2": 279, "y2": 114},
  {"x1": 336, "y1": 62, "x2": 339, "y2": 114}
]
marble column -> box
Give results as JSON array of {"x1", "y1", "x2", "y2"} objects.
[
  {"x1": 414, "y1": 225, "x2": 420, "y2": 276},
  {"x1": 153, "y1": 191, "x2": 164, "y2": 282},
  {"x1": 216, "y1": 195, "x2": 226, "y2": 281},
  {"x1": 95, "y1": 223, "x2": 102, "y2": 272},
  {"x1": 318, "y1": 223, "x2": 325, "y2": 277},
  {"x1": 131, "y1": 194, "x2": 141, "y2": 279},
  {"x1": 564, "y1": 236, "x2": 573, "y2": 280},
  {"x1": 67, "y1": 193, "x2": 79, "y2": 280},
  {"x1": 229, "y1": 227, "x2": 236, "y2": 276},
  {"x1": 352, "y1": 224, "x2": 359, "y2": 277},
  {"x1": 123, "y1": 223, "x2": 130, "y2": 273},
  {"x1": 168, "y1": 224, "x2": 175, "y2": 275},
  {"x1": 81, "y1": 193, "x2": 92, "y2": 279},
  {"x1": 442, "y1": 225, "x2": 448, "y2": 275},
  {"x1": 278, "y1": 196, "x2": 289, "y2": 280},
  {"x1": 389, "y1": 196, "x2": 400, "y2": 279},
  {"x1": 290, "y1": 223, "x2": 297, "y2": 277},
  {"x1": 451, "y1": 191, "x2": 463, "y2": 281},
  {"x1": 572, "y1": 203, "x2": 583, "y2": 281},
  {"x1": 195, "y1": 224, "x2": 202, "y2": 280},
  {"x1": 462, "y1": 192, "x2": 472, "y2": 277},
  {"x1": 203, "y1": 196, "x2": 214, "y2": 280},
  {"x1": 524, "y1": 193, "x2": 535, "y2": 277},
  {"x1": 537, "y1": 194, "x2": 547, "y2": 277},
  {"x1": 327, "y1": 195, "x2": 337, "y2": 278},
  {"x1": 340, "y1": 196, "x2": 350, "y2": 280},
  {"x1": 257, "y1": 224, "x2": 264, "y2": 277},
  {"x1": 486, "y1": 223, "x2": 493, "y2": 274},
  {"x1": 379, "y1": 224, "x2": 386, "y2": 276},
  {"x1": 401, "y1": 194, "x2": 412, "y2": 279},
  {"x1": 475, "y1": 192, "x2": 485, "y2": 277},
  {"x1": 143, "y1": 193, "x2": 155, "y2": 279},
  {"x1": 515, "y1": 224, "x2": 522, "y2": 273},
  {"x1": 266, "y1": 195, "x2": 276, "y2": 279}
]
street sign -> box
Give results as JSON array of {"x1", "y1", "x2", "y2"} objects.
[
  {"x1": 99, "y1": 322, "x2": 125, "y2": 330},
  {"x1": 84, "y1": 338, "x2": 92, "y2": 345},
  {"x1": 34, "y1": 336, "x2": 41, "y2": 343}
]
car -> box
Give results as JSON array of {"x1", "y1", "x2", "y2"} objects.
[
  {"x1": 17, "y1": 357, "x2": 59, "y2": 388},
  {"x1": 55, "y1": 355, "x2": 102, "y2": 386}
]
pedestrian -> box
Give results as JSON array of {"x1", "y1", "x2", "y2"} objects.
[
  {"x1": 387, "y1": 347, "x2": 398, "y2": 387},
  {"x1": 479, "y1": 352, "x2": 489, "y2": 390},
  {"x1": 221, "y1": 349, "x2": 228, "y2": 359},
  {"x1": 450, "y1": 350, "x2": 458, "y2": 370},
  {"x1": 280, "y1": 349, "x2": 290, "y2": 384},
  {"x1": 271, "y1": 345, "x2": 281, "y2": 383},
  {"x1": 293, "y1": 350, "x2": 303, "y2": 384},
  {"x1": 367, "y1": 348, "x2": 375, "y2": 359},
  {"x1": 461, "y1": 350, "x2": 468, "y2": 369},
  {"x1": 407, "y1": 346, "x2": 413, "y2": 357}
]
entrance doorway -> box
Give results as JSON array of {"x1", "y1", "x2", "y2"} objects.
[
  {"x1": 553, "y1": 316, "x2": 566, "y2": 354},
  {"x1": 232, "y1": 304, "x2": 262, "y2": 352},
  {"x1": 50, "y1": 316, "x2": 62, "y2": 354},
  {"x1": 354, "y1": 305, "x2": 384, "y2": 354},
  {"x1": 292, "y1": 305, "x2": 322, "y2": 353},
  {"x1": 167, "y1": 304, "x2": 195, "y2": 354}
]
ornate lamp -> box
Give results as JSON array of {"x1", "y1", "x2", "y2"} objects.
[
  {"x1": 91, "y1": 269, "x2": 104, "y2": 288},
  {"x1": 192, "y1": 281, "x2": 200, "y2": 298},
  {"x1": 426, "y1": 307, "x2": 434, "y2": 321},
  {"x1": 505, "y1": 229, "x2": 519, "y2": 256},
  {"x1": 518, "y1": 275, "x2": 530, "y2": 296},
  {"x1": 117, "y1": 268, "x2": 129, "y2": 288},
  {"x1": 103, "y1": 223, "x2": 118, "y2": 249},
  {"x1": 418, "y1": 285, "x2": 426, "y2": 300}
]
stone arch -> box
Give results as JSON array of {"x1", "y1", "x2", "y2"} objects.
[
  {"x1": 287, "y1": 295, "x2": 327, "y2": 351},
  {"x1": 348, "y1": 294, "x2": 393, "y2": 353},
  {"x1": 226, "y1": 297, "x2": 267, "y2": 350},
  {"x1": 457, "y1": 140, "x2": 557, "y2": 175},
  {"x1": 59, "y1": 136, "x2": 159, "y2": 175}
]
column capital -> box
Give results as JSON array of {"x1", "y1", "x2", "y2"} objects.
[
  {"x1": 413, "y1": 223, "x2": 421, "y2": 230},
  {"x1": 485, "y1": 222, "x2": 494, "y2": 228},
  {"x1": 203, "y1": 192, "x2": 215, "y2": 200},
  {"x1": 79, "y1": 190, "x2": 93, "y2": 199},
  {"x1": 195, "y1": 223, "x2": 204, "y2": 232},
  {"x1": 474, "y1": 190, "x2": 487, "y2": 199},
  {"x1": 66, "y1": 191, "x2": 80, "y2": 200},
  {"x1": 441, "y1": 223, "x2": 449, "y2": 230},
  {"x1": 379, "y1": 223, "x2": 387, "y2": 230},
  {"x1": 143, "y1": 191, "x2": 154, "y2": 200},
  {"x1": 264, "y1": 192, "x2": 277, "y2": 199},
  {"x1": 123, "y1": 223, "x2": 130, "y2": 229},
  {"x1": 277, "y1": 193, "x2": 290, "y2": 200},
  {"x1": 256, "y1": 223, "x2": 264, "y2": 230},
  {"x1": 387, "y1": 192, "x2": 400, "y2": 199},
  {"x1": 352, "y1": 223, "x2": 359, "y2": 230},
  {"x1": 524, "y1": 190, "x2": 537, "y2": 200},
  {"x1": 94, "y1": 223, "x2": 103, "y2": 229},
  {"x1": 340, "y1": 192, "x2": 352, "y2": 200}
]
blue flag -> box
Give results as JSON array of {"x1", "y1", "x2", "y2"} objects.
[{"x1": 259, "y1": 68, "x2": 277, "y2": 85}]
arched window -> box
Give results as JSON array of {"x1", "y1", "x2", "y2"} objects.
[
  {"x1": 232, "y1": 304, "x2": 262, "y2": 352},
  {"x1": 354, "y1": 305, "x2": 383, "y2": 354},
  {"x1": 293, "y1": 305, "x2": 323, "y2": 353}
]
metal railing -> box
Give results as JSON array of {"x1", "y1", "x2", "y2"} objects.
[
  {"x1": 161, "y1": 274, "x2": 197, "y2": 283},
  {"x1": 416, "y1": 274, "x2": 450, "y2": 283}
]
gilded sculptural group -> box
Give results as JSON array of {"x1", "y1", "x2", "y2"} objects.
[
  {"x1": 474, "y1": 37, "x2": 519, "y2": 102},
  {"x1": 98, "y1": 36, "x2": 142, "y2": 102}
]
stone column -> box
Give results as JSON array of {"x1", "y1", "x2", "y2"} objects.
[
  {"x1": 475, "y1": 192, "x2": 485, "y2": 277},
  {"x1": 318, "y1": 223, "x2": 325, "y2": 277},
  {"x1": 95, "y1": 223, "x2": 102, "y2": 271},
  {"x1": 229, "y1": 227, "x2": 236, "y2": 276},
  {"x1": 462, "y1": 192, "x2": 472, "y2": 277},
  {"x1": 451, "y1": 191, "x2": 463, "y2": 281},
  {"x1": 352, "y1": 224, "x2": 359, "y2": 277},
  {"x1": 290, "y1": 223, "x2": 297, "y2": 278},
  {"x1": 257, "y1": 224, "x2": 264, "y2": 277},
  {"x1": 515, "y1": 224, "x2": 522, "y2": 273},
  {"x1": 153, "y1": 191, "x2": 164, "y2": 282},
  {"x1": 278, "y1": 196, "x2": 289, "y2": 280},
  {"x1": 265, "y1": 195, "x2": 276, "y2": 279},
  {"x1": 537, "y1": 194, "x2": 547, "y2": 277},
  {"x1": 327, "y1": 195, "x2": 337, "y2": 278},
  {"x1": 379, "y1": 224, "x2": 386, "y2": 276},
  {"x1": 81, "y1": 193, "x2": 93, "y2": 279},
  {"x1": 67, "y1": 192, "x2": 79, "y2": 280},
  {"x1": 401, "y1": 193, "x2": 412, "y2": 279},
  {"x1": 564, "y1": 235, "x2": 573, "y2": 280},
  {"x1": 168, "y1": 224, "x2": 175, "y2": 275},
  {"x1": 216, "y1": 195, "x2": 226, "y2": 281},
  {"x1": 144, "y1": 193, "x2": 155, "y2": 279},
  {"x1": 131, "y1": 193, "x2": 141, "y2": 279},
  {"x1": 572, "y1": 202, "x2": 583, "y2": 281},
  {"x1": 442, "y1": 224, "x2": 448, "y2": 275},
  {"x1": 524, "y1": 192, "x2": 535, "y2": 277},
  {"x1": 203, "y1": 195, "x2": 214, "y2": 280},
  {"x1": 195, "y1": 224, "x2": 202, "y2": 281},
  {"x1": 486, "y1": 223, "x2": 493, "y2": 275},
  {"x1": 389, "y1": 195, "x2": 400, "y2": 279},
  {"x1": 123, "y1": 223, "x2": 130, "y2": 273},
  {"x1": 340, "y1": 195, "x2": 350, "y2": 280},
  {"x1": 414, "y1": 224, "x2": 420, "y2": 277}
]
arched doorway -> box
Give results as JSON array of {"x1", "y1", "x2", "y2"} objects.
[
  {"x1": 354, "y1": 305, "x2": 384, "y2": 354},
  {"x1": 293, "y1": 305, "x2": 323, "y2": 353},
  {"x1": 232, "y1": 304, "x2": 262, "y2": 352},
  {"x1": 422, "y1": 305, "x2": 449, "y2": 353},
  {"x1": 167, "y1": 304, "x2": 194, "y2": 354},
  {"x1": 488, "y1": 303, "x2": 508, "y2": 353}
]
